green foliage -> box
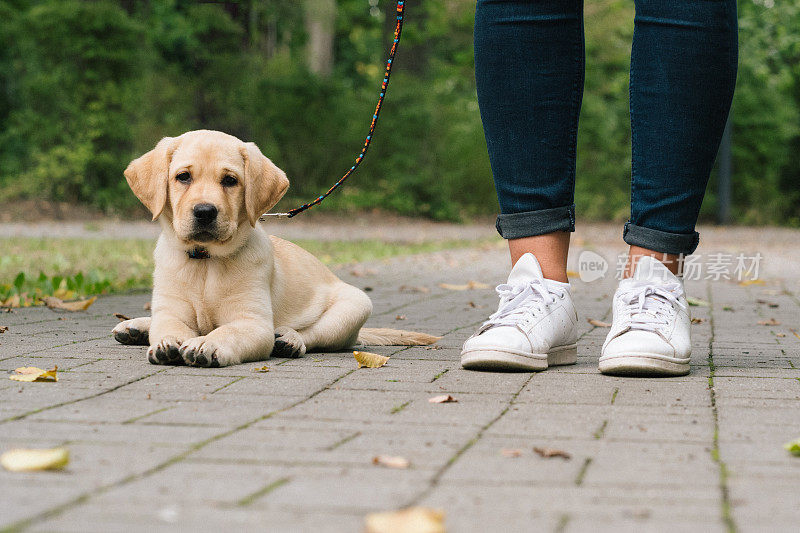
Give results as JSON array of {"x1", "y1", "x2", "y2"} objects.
[{"x1": 0, "y1": 0, "x2": 798, "y2": 225}]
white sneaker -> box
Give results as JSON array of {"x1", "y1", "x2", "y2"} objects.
[
  {"x1": 600, "y1": 256, "x2": 691, "y2": 376},
  {"x1": 461, "y1": 253, "x2": 578, "y2": 372}
]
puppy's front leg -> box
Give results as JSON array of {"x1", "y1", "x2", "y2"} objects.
[
  {"x1": 180, "y1": 319, "x2": 275, "y2": 367},
  {"x1": 148, "y1": 312, "x2": 198, "y2": 366}
]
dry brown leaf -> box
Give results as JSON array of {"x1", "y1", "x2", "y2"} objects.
[
  {"x1": 756, "y1": 299, "x2": 779, "y2": 308},
  {"x1": 2, "y1": 294, "x2": 21, "y2": 308},
  {"x1": 395, "y1": 315, "x2": 407, "y2": 321},
  {"x1": 113, "y1": 313, "x2": 131, "y2": 322},
  {"x1": 757, "y1": 318, "x2": 781, "y2": 326},
  {"x1": 467, "y1": 301, "x2": 483, "y2": 309},
  {"x1": 691, "y1": 317, "x2": 705, "y2": 324},
  {"x1": 533, "y1": 447, "x2": 571, "y2": 460},
  {"x1": 587, "y1": 318, "x2": 612, "y2": 328},
  {"x1": 354, "y1": 351, "x2": 390, "y2": 368},
  {"x1": 251, "y1": 366, "x2": 270, "y2": 373},
  {"x1": 428, "y1": 394, "x2": 457, "y2": 404},
  {"x1": 0, "y1": 447, "x2": 69, "y2": 472},
  {"x1": 776, "y1": 333, "x2": 786, "y2": 338},
  {"x1": 438, "y1": 280, "x2": 490, "y2": 291},
  {"x1": 9, "y1": 366, "x2": 58, "y2": 382},
  {"x1": 0, "y1": 326, "x2": 7, "y2": 333},
  {"x1": 43, "y1": 296, "x2": 97, "y2": 312},
  {"x1": 372, "y1": 455, "x2": 410, "y2": 469},
  {"x1": 790, "y1": 329, "x2": 800, "y2": 340},
  {"x1": 364, "y1": 507, "x2": 445, "y2": 533},
  {"x1": 143, "y1": 301, "x2": 151, "y2": 311},
  {"x1": 501, "y1": 448, "x2": 523, "y2": 458},
  {"x1": 399, "y1": 285, "x2": 430, "y2": 294}
]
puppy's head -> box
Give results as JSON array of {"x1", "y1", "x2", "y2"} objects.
[{"x1": 125, "y1": 130, "x2": 289, "y2": 254}]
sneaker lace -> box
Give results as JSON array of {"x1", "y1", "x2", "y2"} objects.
[
  {"x1": 617, "y1": 280, "x2": 687, "y2": 333},
  {"x1": 482, "y1": 280, "x2": 561, "y2": 330}
]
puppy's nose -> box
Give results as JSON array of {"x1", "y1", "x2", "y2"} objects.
[{"x1": 193, "y1": 203, "x2": 218, "y2": 223}]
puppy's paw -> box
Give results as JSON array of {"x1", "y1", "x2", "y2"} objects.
[
  {"x1": 113, "y1": 318, "x2": 150, "y2": 346},
  {"x1": 147, "y1": 336, "x2": 185, "y2": 365},
  {"x1": 273, "y1": 327, "x2": 307, "y2": 358},
  {"x1": 180, "y1": 337, "x2": 229, "y2": 367}
]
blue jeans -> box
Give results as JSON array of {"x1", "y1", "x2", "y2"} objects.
[{"x1": 475, "y1": 0, "x2": 738, "y2": 255}]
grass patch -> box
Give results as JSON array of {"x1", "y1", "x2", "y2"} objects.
[{"x1": 0, "y1": 236, "x2": 496, "y2": 305}]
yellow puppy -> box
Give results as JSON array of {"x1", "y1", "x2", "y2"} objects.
[{"x1": 113, "y1": 130, "x2": 438, "y2": 367}]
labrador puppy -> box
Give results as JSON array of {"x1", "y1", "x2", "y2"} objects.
[{"x1": 112, "y1": 130, "x2": 438, "y2": 367}]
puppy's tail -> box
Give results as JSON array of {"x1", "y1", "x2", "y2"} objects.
[{"x1": 357, "y1": 328, "x2": 440, "y2": 346}]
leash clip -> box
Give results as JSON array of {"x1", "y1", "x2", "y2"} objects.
[{"x1": 259, "y1": 212, "x2": 291, "y2": 220}]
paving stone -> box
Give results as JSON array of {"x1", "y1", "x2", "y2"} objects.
[{"x1": 2, "y1": 240, "x2": 800, "y2": 531}]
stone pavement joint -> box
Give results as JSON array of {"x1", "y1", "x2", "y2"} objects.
[{"x1": 1, "y1": 240, "x2": 799, "y2": 532}]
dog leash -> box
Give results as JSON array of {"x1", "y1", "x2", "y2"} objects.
[{"x1": 260, "y1": 0, "x2": 405, "y2": 220}]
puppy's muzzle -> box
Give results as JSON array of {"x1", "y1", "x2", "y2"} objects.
[{"x1": 191, "y1": 203, "x2": 219, "y2": 242}]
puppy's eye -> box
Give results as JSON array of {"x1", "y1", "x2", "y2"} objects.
[
  {"x1": 176, "y1": 172, "x2": 191, "y2": 184},
  {"x1": 221, "y1": 175, "x2": 238, "y2": 187}
]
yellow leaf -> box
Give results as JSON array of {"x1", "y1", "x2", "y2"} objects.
[
  {"x1": 354, "y1": 351, "x2": 389, "y2": 368},
  {"x1": 565, "y1": 271, "x2": 579, "y2": 278},
  {"x1": 364, "y1": 507, "x2": 446, "y2": 533},
  {"x1": 43, "y1": 296, "x2": 97, "y2": 312},
  {"x1": 438, "y1": 280, "x2": 490, "y2": 291},
  {"x1": 372, "y1": 455, "x2": 410, "y2": 469},
  {"x1": 0, "y1": 447, "x2": 69, "y2": 472},
  {"x1": 587, "y1": 318, "x2": 611, "y2": 328},
  {"x1": 252, "y1": 366, "x2": 270, "y2": 373},
  {"x1": 739, "y1": 279, "x2": 765, "y2": 286},
  {"x1": 428, "y1": 394, "x2": 457, "y2": 404},
  {"x1": 9, "y1": 366, "x2": 58, "y2": 382}
]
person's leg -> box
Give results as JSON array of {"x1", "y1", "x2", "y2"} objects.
[
  {"x1": 602, "y1": 0, "x2": 738, "y2": 376},
  {"x1": 474, "y1": 0, "x2": 584, "y2": 281},
  {"x1": 463, "y1": 0, "x2": 584, "y2": 372},
  {"x1": 624, "y1": 0, "x2": 738, "y2": 269}
]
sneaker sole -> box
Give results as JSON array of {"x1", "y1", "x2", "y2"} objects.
[
  {"x1": 598, "y1": 353, "x2": 690, "y2": 377},
  {"x1": 461, "y1": 344, "x2": 577, "y2": 372}
]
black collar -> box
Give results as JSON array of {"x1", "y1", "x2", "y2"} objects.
[{"x1": 187, "y1": 247, "x2": 210, "y2": 260}]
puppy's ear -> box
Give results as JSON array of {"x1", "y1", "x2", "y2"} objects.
[
  {"x1": 124, "y1": 137, "x2": 178, "y2": 221},
  {"x1": 241, "y1": 142, "x2": 289, "y2": 226}
]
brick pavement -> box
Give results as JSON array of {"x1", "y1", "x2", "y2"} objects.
[{"x1": 1, "y1": 244, "x2": 799, "y2": 532}]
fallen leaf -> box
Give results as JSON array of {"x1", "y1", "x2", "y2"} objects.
[
  {"x1": 0, "y1": 447, "x2": 69, "y2": 472},
  {"x1": 776, "y1": 333, "x2": 786, "y2": 338},
  {"x1": 113, "y1": 313, "x2": 131, "y2": 322},
  {"x1": 691, "y1": 317, "x2": 706, "y2": 324},
  {"x1": 756, "y1": 299, "x2": 779, "y2": 308},
  {"x1": 399, "y1": 285, "x2": 430, "y2": 294},
  {"x1": 364, "y1": 507, "x2": 445, "y2": 533},
  {"x1": 739, "y1": 279, "x2": 765, "y2": 286},
  {"x1": 9, "y1": 366, "x2": 58, "y2": 382},
  {"x1": 0, "y1": 326, "x2": 7, "y2": 333},
  {"x1": 467, "y1": 301, "x2": 483, "y2": 309},
  {"x1": 251, "y1": 366, "x2": 270, "y2": 373},
  {"x1": 372, "y1": 455, "x2": 410, "y2": 469},
  {"x1": 428, "y1": 394, "x2": 457, "y2": 404},
  {"x1": 438, "y1": 280, "x2": 490, "y2": 291},
  {"x1": 395, "y1": 315, "x2": 406, "y2": 321},
  {"x1": 723, "y1": 306, "x2": 734, "y2": 312},
  {"x1": 785, "y1": 438, "x2": 800, "y2": 457},
  {"x1": 687, "y1": 297, "x2": 710, "y2": 307},
  {"x1": 587, "y1": 318, "x2": 611, "y2": 328},
  {"x1": 501, "y1": 448, "x2": 523, "y2": 458},
  {"x1": 354, "y1": 351, "x2": 390, "y2": 368},
  {"x1": 43, "y1": 296, "x2": 97, "y2": 312},
  {"x1": 533, "y1": 447, "x2": 571, "y2": 460},
  {"x1": 566, "y1": 270, "x2": 579, "y2": 278},
  {"x1": 757, "y1": 318, "x2": 781, "y2": 326},
  {"x1": 790, "y1": 329, "x2": 800, "y2": 340},
  {"x1": 2, "y1": 294, "x2": 20, "y2": 308}
]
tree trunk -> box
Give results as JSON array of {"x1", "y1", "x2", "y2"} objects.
[{"x1": 304, "y1": 0, "x2": 335, "y2": 77}]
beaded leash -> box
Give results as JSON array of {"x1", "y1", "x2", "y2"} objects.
[{"x1": 260, "y1": 0, "x2": 405, "y2": 220}]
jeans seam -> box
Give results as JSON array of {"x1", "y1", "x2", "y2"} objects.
[
  {"x1": 629, "y1": 12, "x2": 638, "y2": 226},
  {"x1": 567, "y1": 1, "x2": 584, "y2": 207}
]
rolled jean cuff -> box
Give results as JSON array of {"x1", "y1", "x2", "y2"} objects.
[
  {"x1": 623, "y1": 222, "x2": 700, "y2": 255},
  {"x1": 495, "y1": 205, "x2": 575, "y2": 240}
]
